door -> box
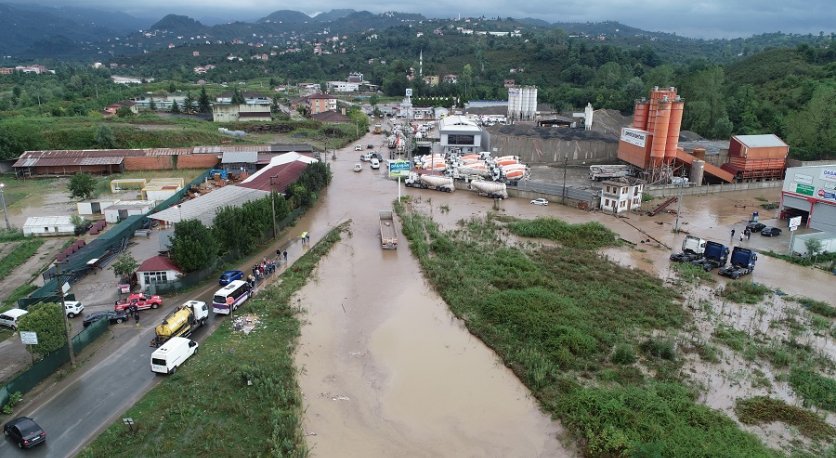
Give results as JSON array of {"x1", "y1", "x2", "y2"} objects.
[
  {"x1": 92, "y1": 202, "x2": 101, "y2": 213},
  {"x1": 811, "y1": 202, "x2": 836, "y2": 232},
  {"x1": 118, "y1": 209, "x2": 128, "y2": 221}
]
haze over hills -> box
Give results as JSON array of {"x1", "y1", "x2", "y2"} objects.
[{"x1": 0, "y1": 2, "x2": 832, "y2": 61}]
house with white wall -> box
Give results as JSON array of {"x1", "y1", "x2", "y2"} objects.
[{"x1": 600, "y1": 177, "x2": 645, "y2": 214}]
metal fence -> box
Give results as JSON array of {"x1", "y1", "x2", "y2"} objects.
[{"x1": 0, "y1": 318, "x2": 108, "y2": 409}]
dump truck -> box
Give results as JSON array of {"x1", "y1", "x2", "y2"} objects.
[
  {"x1": 152, "y1": 300, "x2": 209, "y2": 347},
  {"x1": 690, "y1": 241, "x2": 729, "y2": 271},
  {"x1": 470, "y1": 180, "x2": 508, "y2": 199},
  {"x1": 404, "y1": 172, "x2": 455, "y2": 192},
  {"x1": 719, "y1": 247, "x2": 758, "y2": 279},
  {"x1": 379, "y1": 210, "x2": 398, "y2": 250},
  {"x1": 670, "y1": 235, "x2": 707, "y2": 262}
]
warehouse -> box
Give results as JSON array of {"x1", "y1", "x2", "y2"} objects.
[
  {"x1": 781, "y1": 164, "x2": 836, "y2": 232},
  {"x1": 23, "y1": 216, "x2": 75, "y2": 237}
]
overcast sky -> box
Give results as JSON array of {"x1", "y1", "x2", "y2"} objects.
[{"x1": 30, "y1": 0, "x2": 836, "y2": 38}]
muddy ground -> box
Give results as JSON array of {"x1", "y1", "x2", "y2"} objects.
[{"x1": 293, "y1": 132, "x2": 834, "y2": 456}]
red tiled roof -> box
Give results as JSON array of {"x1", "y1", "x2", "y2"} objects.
[
  {"x1": 137, "y1": 255, "x2": 181, "y2": 273},
  {"x1": 237, "y1": 161, "x2": 309, "y2": 193},
  {"x1": 311, "y1": 111, "x2": 350, "y2": 123}
]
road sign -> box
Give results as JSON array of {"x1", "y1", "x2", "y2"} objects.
[
  {"x1": 789, "y1": 216, "x2": 802, "y2": 229},
  {"x1": 405, "y1": 88, "x2": 412, "y2": 97},
  {"x1": 388, "y1": 160, "x2": 411, "y2": 178},
  {"x1": 20, "y1": 331, "x2": 38, "y2": 345},
  {"x1": 62, "y1": 281, "x2": 71, "y2": 295}
]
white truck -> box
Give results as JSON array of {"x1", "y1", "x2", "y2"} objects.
[
  {"x1": 379, "y1": 210, "x2": 398, "y2": 250},
  {"x1": 152, "y1": 300, "x2": 209, "y2": 347},
  {"x1": 669, "y1": 235, "x2": 707, "y2": 262},
  {"x1": 404, "y1": 172, "x2": 454, "y2": 192},
  {"x1": 588, "y1": 165, "x2": 632, "y2": 181},
  {"x1": 470, "y1": 180, "x2": 508, "y2": 199}
]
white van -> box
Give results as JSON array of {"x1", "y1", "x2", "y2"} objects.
[
  {"x1": 0, "y1": 308, "x2": 28, "y2": 330},
  {"x1": 150, "y1": 336, "x2": 198, "y2": 375}
]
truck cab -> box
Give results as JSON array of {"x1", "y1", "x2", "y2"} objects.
[
  {"x1": 719, "y1": 247, "x2": 757, "y2": 279},
  {"x1": 691, "y1": 241, "x2": 729, "y2": 271},
  {"x1": 670, "y1": 236, "x2": 707, "y2": 263}
]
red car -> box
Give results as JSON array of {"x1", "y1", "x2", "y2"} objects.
[{"x1": 114, "y1": 293, "x2": 163, "y2": 312}]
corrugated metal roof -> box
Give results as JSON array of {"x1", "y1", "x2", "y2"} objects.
[
  {"x1": 238, "y1": 161, "x2": 308, "y2": 193},
  {"x1": 79, "y1": 157, "x2": 124, "y2": 166},
  {"x1": 148, "y1": 186, "x2": 269, "y2": 226},
  {"x1": 221, "y1": 151, "x2": 259, "y2": 164},
  {"x1": 23, "y1": 216, "x2": 74, "y2": 227},
  {"x1": 269, "y1": 143, "x2": 313, "y2": 152},
  {"x1": 735, "y1": 134, "x2": 788, "y2": 148}
]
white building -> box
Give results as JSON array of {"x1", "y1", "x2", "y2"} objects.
[
  {"x1": 326, "y1": 81, "x2": 360, "y2": 92},
  {"x1": 104, "y1": 200, "x2": 156, "y2": 223},
  {"x1": 77, "y1": 199, "x2": 118, "y2": 216},
  {"x1": 782, "y1": 164, "x2": 836, "y2": 232},
  {"x1": 23, "y1": 216, "x2": 75, "y2": 237},
  {"x1": 439, "y1": 115, "x2": 484, "y2": 154},
  {"x1": 600, "y1": 178, "x2": 645, "y2": 214},
  {"x1": 212, "y1": 104, "x2": 272, "y2": 123},
  {"x1": 136, "y1": 255, "x2": 182, "y2": 291}
]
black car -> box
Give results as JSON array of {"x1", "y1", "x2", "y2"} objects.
[
  {"x1": 761, "y1": 227, "x2": 782, "y2": 237},
  {"x1": 4, "y1": 416, "x2": 46, "y2": 449},
  {"x1": 82, "y1": 311, "x2": 128, "y2": 328},
  {"x1": 746, "y1": 221, "x2": 766, "y2": 232},
  {"x1": 366, "y1": 144, "x2": 374, "y2": 149}
]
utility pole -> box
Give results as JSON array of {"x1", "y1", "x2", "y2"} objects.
[
  {"x1": 561, "y1": 153, "x2": 568, "y2": 205},
  {"x1": 270, "y1": 176, "x2": 278, "y2": 239},
  {"x1": 0, "y1": 183, "x2": 10, "y2": 230},
  {"x1": 55, "y1": 262, "x2": 76, "y2": 367},
  {"x1": 674, "y1": 180, "x2": 685, "y2": 233}
]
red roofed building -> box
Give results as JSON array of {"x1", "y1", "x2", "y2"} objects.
[
  {"x1": 136, "y1": 255, "x2": 182, "y2": 291},
  {"x1": 306, "y1": 94, "x2": 337, "y2": 114},
  {"x1": 238, "y1": 152, "x2": 318, "y2": 193}
]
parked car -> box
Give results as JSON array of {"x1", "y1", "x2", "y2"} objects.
[
  {"x1": 367, "y1": 144, "x2": 374, "y2": 149},
  {"x1": 0, "y1": 308, "x2": 28, "y2": 330},
  {"x1": 64, "y1": 300, "x2": 85, "y2": 318},
  {"x1": 761, "y1": 227, "x2": 782, "y2": 237},
  {"x1": 83, "y1": 311, "x2": 129, "y2": 328},
  {"x1": 4, "y1": 416, "x2": 46, "y2": 449},
  {"x1": 354, "y1": 145, "x2": 362, "y2": 151},
  {"x1": 746, "y1": 221, "x2": 766, "y2": 232},
  {"x1": 530, "y1": 198, "x2": 549, "y2": 206},
  {"x1": 370, "y1": 158, "x2": 380, "y2": 169},
  {"x1": 219, "y1": 270, "x2": 244, "y2": 286},
  {"x1": 353, "y1": 163, "x2": 363, "y2": 172}
]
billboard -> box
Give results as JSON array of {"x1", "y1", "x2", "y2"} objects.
[
  {"x1": 388, "y1": 160, "x2": 411, "y2": 178},
  {"x1": 620, "y1": 128, "x2": 647, "y2": 148}
]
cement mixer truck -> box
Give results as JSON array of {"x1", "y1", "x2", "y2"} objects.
[
  {"x1": 470, "y1": 180, "x2": 508, "y2": 199},
  {"x1": 151, "y1": 300, "x2": 209, "y2": 347},
  {"x1": 404, "y1": 172, "x2": 455, "y2": 192}
]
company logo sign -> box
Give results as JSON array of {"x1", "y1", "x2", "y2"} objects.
[
  {"x1": 388, "y1": 160, "x2": 411, "y2": 177},
  {"x1": 817, "y1": 188, "x2": 836, "y2": 201},
  {"x1": 620, "y1": 128, "x2": 647, "y2": 148},
  {"x1": 796, "y1": 183, "x2": 815, "y2": 196},
  {"x1": 821, "y1": 168, "x2": 836, "y2": 183}
]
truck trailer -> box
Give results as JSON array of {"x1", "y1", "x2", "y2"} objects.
[
  {"x1": 404, "y1": 172, "x2": 455, "y2": 192},
  {"x1": 469, "y1": 180, "x2": 508, "y2": 199},
  {"x1": 152, "y1": 300, "x2": 209, "y2": 347},
  {"x1": 379, "y1": 210, "x2": 398, "y2": 250}
]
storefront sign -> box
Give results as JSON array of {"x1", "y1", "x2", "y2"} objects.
[
  {"x1": 820, "y1": 168, "x2": 836, "y2": 183},
  {"x1": 793, "y1": 173, "x2": 813, "y2": 185},
  {"x1": 795, "y1": 183, "x2": 815, "y2": 196},
  {"x1": 620, "y1": 128, "x2": 647, "y2": 148}
]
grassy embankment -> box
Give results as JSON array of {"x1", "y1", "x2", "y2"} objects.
[
  {"x1": 82, "y1": 224, "x2": 347, "y2": 457},
  {"x1": 396, "y1": 207, "x2": 774, "y2": 456}
]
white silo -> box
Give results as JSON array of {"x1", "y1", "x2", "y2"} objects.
[
  {"x1": 507, "y1": 87, "x2": 522, "y2": 120},
  {"x1": 520, "y1": 86, "x2": 537, "y2": 120}
]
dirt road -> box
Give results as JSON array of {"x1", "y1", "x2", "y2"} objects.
[{"x1": 293, "y1": 136, "x2": 573, "y2": 456}]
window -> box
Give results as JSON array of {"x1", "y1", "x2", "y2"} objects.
[
  {"x1": 447, "y1": 134, "x2": 475, "y2": 145},
  {"x1": 621, "y1": 201, "x2": 626, "y2": 208},
  {"x1": 605, "y1": 199, "x2": 610, "y2": 206},
  {"x1": 143, "y1": 271, "x2": 169, "y2": 285},
  {"x1": 633, "y1": 187, "x2": 638, "y2": 196}
]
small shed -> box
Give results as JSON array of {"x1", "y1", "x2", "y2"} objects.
[
  {"x1": 136, "y1": 255, "x2": 182, "y2": 291},
  {"x1": 142, "y1": 178, "x2": 184, "y2": 201},
  {"x1": 221, "y1": 151, "x2": 259, "y2": 175},
  {"x1": 77, "y1": 199, "x2": 118, "y2": 216},
  {"x1": 23, "y1": 216, "x2": 75, "y2": 237},
  {"x1": 103, "y1": 200, "x2": 156, "y2": 223}
]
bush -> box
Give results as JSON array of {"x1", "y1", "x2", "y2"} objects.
[
  {"x1": 611, "y1": 343, "x2": 637, "y2": 365},
  {"x1": 506, "y1": 217, "x2": 619, "y2": 250},
  {"x1": 796, "y1": 297, "x2": 836, "y2": 318},
  {"x1": 720, "y1": 281, "x2": 771, "y2": 304},
  {"x1": 640, "y1": 337, "x2": 677, "y2": 360},
  {"x1": 735, "y1": 396, "x2": 835, "y2": 441},
  {"x1": 789, "y1": 369, "x2": 836, "y2": 412}
]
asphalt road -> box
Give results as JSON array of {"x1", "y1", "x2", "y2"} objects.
[{"x1": 0, "y1": 243, "x2": 297, "y2": 457}]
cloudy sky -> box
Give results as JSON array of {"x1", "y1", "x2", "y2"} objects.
[{"x1": 30, "y1": 0, "x2": 836, "y2": 38}]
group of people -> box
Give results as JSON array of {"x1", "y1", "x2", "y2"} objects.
[{"x1": 731, "y1": 227, "x2": 753, "y2": 244}]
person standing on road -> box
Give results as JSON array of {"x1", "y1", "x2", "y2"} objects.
[
  {"x1": 134, "y1": 310, "x2": 140, "y2": 326},
  {"x1": 283, "y1": 251, "x2": 288, "y2": 263},
  {"x1": 730, "y1": 228, "x2": 736, "y2": 243}
]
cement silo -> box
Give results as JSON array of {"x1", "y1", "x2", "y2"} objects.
[{"x1": 507, "y1": 86, "x2": 537, "y2": 121}]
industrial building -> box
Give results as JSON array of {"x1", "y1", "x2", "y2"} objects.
[
  {"x1": 781, "y1": 164, "x2": 836, "y2": 232},
  {"x1": 23, "y1": 216, "x2": 75, "y2": 237},
  {"x1": 507, "y1": 86, "x2": 537, "y2": 121},
  {"x1": 618, "y1": 87, "x2": 789, "y2": 185},
  {"x1": 438, "y1": 115, "x2": 486, "y2": 154}
]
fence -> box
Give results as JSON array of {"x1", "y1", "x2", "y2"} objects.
[
  {"x1": 647, "y1": 180, "x2": 783, "y2": 198},
  {"x1": 0, "y1": 318, "x2": 108, "y2": 409}
]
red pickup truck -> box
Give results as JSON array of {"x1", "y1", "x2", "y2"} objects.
[{"x1": 114, "y1": 293, "x2": 163, "y2": 312}]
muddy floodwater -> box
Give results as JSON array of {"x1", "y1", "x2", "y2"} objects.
[{"x1": 294, "y1": 142, "x2": 572, "y2": 456}]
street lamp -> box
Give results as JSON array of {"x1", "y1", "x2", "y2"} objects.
[
  {"x1": 269, "y1": 175, "x2": 278, "y2": 239},
  {"x1": 0, "y1": 183, "x2": 10, "y2": 230}
]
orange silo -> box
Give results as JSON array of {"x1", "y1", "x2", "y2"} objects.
[
  {"x1": 650, "y1": 100, "x2": 671, "y2": 165},
  {"x1": 665, "y1": 99, "x2": 684, "y2": 162},
  {"x1": 632, "y1": 99, "x2": 649, "y2": 130}
]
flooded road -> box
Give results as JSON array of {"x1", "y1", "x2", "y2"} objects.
[{"x1": 294, "y1": 138, "x2": 572, "y2": 456}]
